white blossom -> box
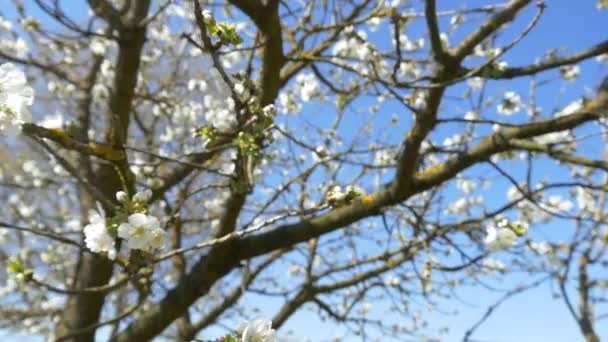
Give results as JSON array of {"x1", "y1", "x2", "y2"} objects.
[
  {"x1": 528, "y1": 241, "x2": 551, "y2": 255},
  {"x1": 326, "y1": 185, "x2": 347, "y2": 205},
  {"x1": 384, "y1": 275, "x2": 400, "y2": 287},
  {"x1": 117, "y1": 213, "x2": 165, "y2": 251},
  {"x1": 445, "y1": 196, "x2": 481, "y2": 214},
  {"x1": 481, "y1": 258, "x2": 507, "y2": 273},
  {"x1": 236, "y1": 318, "x2": 276, "y2": 342},
  {"x1": 559, "y1": 64, "x2": 580, "y2": 81},
  {"x1": 83, "y1": 204, "x2": 116, "y2": 259},
  {"x1": 116, "y1": 191, "x2": 129, "y2": 203},
  {"x1": 576, "y1": 186, "x2": 596, "y2": 213},
  {"x1": 497, "y1": 91, "x2": 521, "y2": 115},
  {"x1": 468, "y1": 77, "x2": 484, "y2": 90},
  {"x1": 457, "y1": 178, "x2": 476, "y2": 194},
  {"x1": 0, "y1": 63, "x2": 34, "y2": 133},
  {"x1": 262, "y1": 104, "x2": 276, "y2": 116},
  {"x1": 294, "y1": 73, "x2": 319, "y2": 102},
  {"x1": 368, "y1": 17, "x2": 381, "y2": 31},
  {"x1": 89, "y1": 37, "x2": 108, "y2": 55},
  {"x1": 234, "y1": 82, "x2": 246, "y2": 96},
  {"x1": 464, "y1": 110, "x2": 479, "y2": 120},
  {"x1": 484, "y1": 225, "x2": 517, "y2": 251},
  {"x1": 374, "y1": 149, "x2": 396, "y2": 166},
  {"x1": 39, "y1": 113, "x2": 64, "y2": 129},
  {"x1": 542, "y1": 195, "x2": 573, "y2": 213},
  {"x1": 132, "y1": 189, "x2": 153, "y2": 203}
]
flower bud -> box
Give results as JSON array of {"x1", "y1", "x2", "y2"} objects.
[
  {"x1": 115, "y1": 191, "x2": 128, "y2": 203},
  {"x1": 132, "y1": 189, "x2": 152, "y2": 203}
]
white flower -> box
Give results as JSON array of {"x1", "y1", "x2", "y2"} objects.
[
  {"x1": 528, "y1": 241, "x2": 551, "y2": 255},
  {"x1": 464, "y1": 110, "x2": 479, "y2": 120},
  {"x1": 374, "y1": 149, "x2": 396, "y2": 166},
  {"x1": 497, "y1": 91, "x2": 521, "y2": 115},
  {"x1": 262, "y1": 104, "x2": 276, "y2": 116},
  {"x1": 236, "y1": 318, "x2": 276, "y2": 342},
  {"x1": 383, "y1": 275, "x2": 400, "y2": 287},
  {"x1": 117, "y1": 213, "x2": 164, "y2": 251},
  {"x1": 559, "y1": 65, "x2": 580, "y2": 81},
  {"x1": 89, "y1": 37, "x2": 108, "y2": 55},
  {"x1": 234, "y1": 82, "x2": 245, "y2": 96},
  {"x1": 368, "y1": 17, "x2": 381, "y2": 31},
  {"x1": 295, "y1": 73, "x2": 319, "y2": 102},
  {"x1": 0, "y1": 63, "x2": 34, "y2": 133},
  {"x1": 457, "y1": 178, "x2": 475, "y2": 194},
  {"x1": 495, "y1": 61, "x2": 508, "y2": 71},
  {"x1": 542, "y1": 195, "x2": 573, "y2": 213},
  {"x1": 326, "y1": 185, "x2": 346, "y2": 206},
  {"x1": 399, "y1": 60, "x2": 420, "y2": 79},
  {"x1": 576, "y1": 186, "x2": 596, "y2": 213},
  {"x1": 83, "y1": 204, "x2": 116, "y2": 259},
  {"x1": 39, "y1": 113, "x2": 64, "y2": 129},
  {"x1": 481, "y1": 258, "x2": 507, "y2": 273},
  {"x1": 116, "y1": 191, "x2": 129, "y2": 203},
  {"x1": 484, "y1": 225, "x2": 517, "y2": 251},
  {"x1": 468, "y1": 77, "x2": 484, "y2": 90},
  {"x1": 0, "y1": 17, "x2": 13, "y2": 31},
  {"x1": 556, "y1": 99, "x2": 583, "y2": 117},
  {"x1": 132, "y1": 189, "x2": 152, "y2": 203}
]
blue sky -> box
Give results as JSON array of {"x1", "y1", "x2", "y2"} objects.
[{"x1": 2, "y1": 0, "x2": 608, "y2": 341}]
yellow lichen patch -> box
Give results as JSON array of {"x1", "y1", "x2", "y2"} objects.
[
  {"x1": 361, "y1": 194, "x2": 374, "y2": 205},
  {"x1": 50, "y1": 127, "x2": 64, "y2": 136},
  {"x1": 89, "y1": 143, "x2": 122, "y2": 160},
  {"x1": 415, "y1": 163, "x2": 444, "y2": 177},
  {"x1": 50, "y1": 128, "x2": 70, "y2": 144}
]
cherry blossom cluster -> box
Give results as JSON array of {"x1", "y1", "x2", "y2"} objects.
[
  {"x1": 484, "y1": 217, "x2": 528, "y2": 252},
  {"x1": 325, "y1": 184, "x2": 365, "y2": 207},
  {"x1": 83, "y1": 189, "x2": 165, "y2": 259},
  {"x1": 0, "y1": 63, "x2": 33, "y2": 134}
]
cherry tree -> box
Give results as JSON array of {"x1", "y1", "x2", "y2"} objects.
[{"x1": 0, "y1": 0, "x2": 607, "y2": 341}]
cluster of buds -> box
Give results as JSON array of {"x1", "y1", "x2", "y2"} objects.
[
  {"x1": 82, "y1": 189, "x2": 165, "y2": 261},
  {"x1": 200, "y1": 9, "x2": 242, "y2": 46},
  {"x1": 6, "y1": 254, "x2": 33, "y2": 285},
  {"x1": 116, "y1": 189, "x2": 152, "y2": 213}
]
